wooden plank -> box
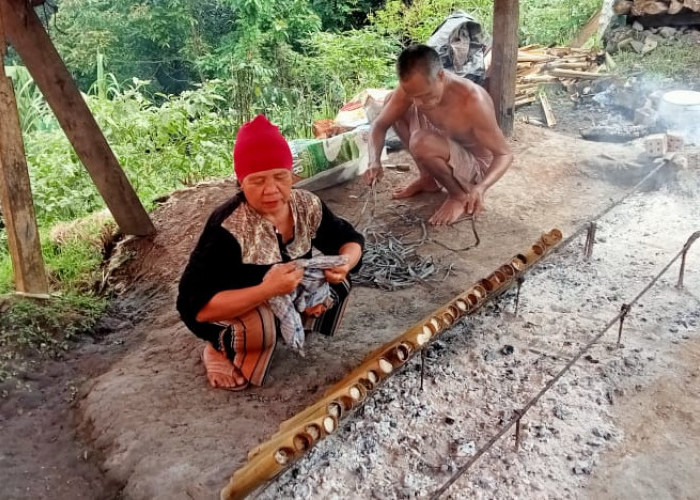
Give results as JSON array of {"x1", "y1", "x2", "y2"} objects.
[
  {"x1": 539, "y1": 93, "x2": 557, "y2": 127},
  {"x1": 1, "y1": 0, "x2": 154, "y2": 236},
  {"x1": 548, "y1": 68, "x2": 604, "y2": 79},
  {"x1": 489, "y1": 0, "x2": 520, "y2": 137},
  {"x1": 517, "y1": 52, "x2": 556, "y2": 63},
  {"x1": 0, "y1": 65, "x2": 49, "y2": 294},
  {"x1": 571, "y1": 8, "x2": 602, "y2": 48},
  {"x1": 515, "y1": 96, "x2": 536, "y2": 108}
]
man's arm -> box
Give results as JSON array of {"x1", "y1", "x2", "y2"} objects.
[
  {"x1": 465, "y1": 95, "x2": 514, "y2": 214},
  {"x1": 363, "y1": 89, "x2": 411, "y2": 185}
]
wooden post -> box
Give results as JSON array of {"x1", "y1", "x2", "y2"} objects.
[
  {"x1": 489, "y1": 0, "x2": 519, "y2": 137},
  {"x1": 0, "y1": 12, "x2": 49, "y2": 294},
  {"x1": 0, "y1": 0, "x2": 155, "y2": 236}
]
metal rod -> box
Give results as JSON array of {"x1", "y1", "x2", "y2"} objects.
[
  {"x1": 676, "y1": 231, "x2": 699, "y2": 289},
  {"x1": 585, "y1": 222, "x2": 597, "y2": 260},
  {"x1": 420, "y1": 349, "x2": 426, "y2": 392},
  {"x1": 429, "y1": 230, "x2": 700, "y2": 500},
  {"x1": 514, "y1": 276, "x2": 524, "y2": 316},
  {"x1": 677, "y1": 249, "x2": 689, "y2": 289},
  {"x1": 514, "y1": 414, "x2": 522, "y2": 450},
  {"x1": 616, "y1": 303, "x2": 630, "y2": 347}
]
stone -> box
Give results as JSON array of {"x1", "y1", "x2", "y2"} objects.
[
  {"x1": 632, "y1": 21, "x2": 644, "y2": 32},
  {"x1": 641, "y1": 38, "x2": 658, "y2": 54},
  {"x1": 573, "y1": 463, "x2": 592, "y2": 475},
  {"x1": 630, "y1": 40, "x2": 646, "y2": 54},
  {"x1": 658, "y1": 26, "x2": 677, "y2": 38}
]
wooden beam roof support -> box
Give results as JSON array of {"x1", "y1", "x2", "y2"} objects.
[
  {"x1": 0, "y1": 8, "x2": 49, "y2": 294},
  {"x1": 0, "y1": 0, "x2": 155, "y2": 236},
  {"x1": 489, "y1": 0, "x2": 520, "y2": 137}
]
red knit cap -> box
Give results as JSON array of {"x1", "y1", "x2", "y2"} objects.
[{"x1": 233, "y1": 115, "x2": 293, "y2": 182}]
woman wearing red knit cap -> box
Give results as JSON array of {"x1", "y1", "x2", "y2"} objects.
[{"x1": 177, "y1": 115, "x2": 364, "y2": 390}]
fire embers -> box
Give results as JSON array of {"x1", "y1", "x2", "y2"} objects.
[{"x1": 223, "y1": 228, "x2": 564, "y2": 500}]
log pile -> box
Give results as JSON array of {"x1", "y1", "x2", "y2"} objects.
[
  {"x1": 614, "y1": 0, "x2": 700, "y2": 16},
  {"x1": 515, "y1": 46, "x2": 606, "y2": 107}
]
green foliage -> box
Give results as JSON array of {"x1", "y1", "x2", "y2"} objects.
[
  {"x1": 303, "y1": 28, "x2": 399, "y2": 93},
  {"x1": 310, "y1": 0, "x2": 385, "y2": 31},
  {"x1": 520, "y1": 0, "x2": 601, "y2": 46},
  {"x1": 52, "y1": 0, "x2": 216, "y2": 93},
  {"x1": 612, "y1": 43, "x2": 700, "y2": 82},
  {"x1": 4, "y1": 66, "x2": 57, "y2": 134},
  {"x1": 0, "y1": 292, "x2": 107, "y2": 362},
  {"x1": 0, "y1": 221, "x2": 108, "y2": 296},
  {"x1": 21, "y1": 79, "x2": 237, "y2": 224},
  {"x1": 371, "y1": 0, "x2": 492, "y2": 44}
]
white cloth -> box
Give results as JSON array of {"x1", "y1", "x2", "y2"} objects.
[{"x1": 267, "y1": 255, "x2": 347, "y2": 354}]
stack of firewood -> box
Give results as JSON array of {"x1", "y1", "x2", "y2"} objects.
[
  {"x1": 614, "y1": 0, "x2": 700, "y2": 16},
  {"x1": 515, "y1": 45, "x2": 606, "y2": 108}
]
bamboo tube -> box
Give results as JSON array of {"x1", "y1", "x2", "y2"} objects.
[{"x1": 221, "y1": 229, "x2": 563, "y2": 500}]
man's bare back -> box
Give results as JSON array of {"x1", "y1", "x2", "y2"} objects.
[{"x1": 364, "y1": 45, "x2": 513, "y2": 226}]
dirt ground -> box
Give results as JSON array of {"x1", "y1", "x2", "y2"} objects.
[{"x1": 1, "y1": 121, "x2": 698, "y2": 499}]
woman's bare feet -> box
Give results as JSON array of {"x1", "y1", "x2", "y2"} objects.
[
  {"x1": 202, "y1": 343, "x2": 248, "y2": 390},
  {"x1": 304, "y1": 304, "x2": 327, "y2": 318},
  {"x1": 392, "y1": 175, "x2": 442, "y2": 199},
  {"x1": 429, "y1": 196, "x2": 469, "y2": 226}
]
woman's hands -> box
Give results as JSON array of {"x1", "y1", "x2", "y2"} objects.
[
  {"x1": 262, "y1": 262, "x2": 304, "y2": 297},
  {"x1": 323, "y1": 261, "x2": 351, "y2": 284}
]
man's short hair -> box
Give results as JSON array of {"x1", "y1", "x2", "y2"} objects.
[{"x1": 397, "y1": 45, "x2": 442, "y2": 81}]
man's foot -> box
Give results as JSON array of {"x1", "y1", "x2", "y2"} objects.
[
  {"x1": 392, "y1": 176, "x2": 441, "y2": 199},
  {"x1": 202, "y1": 343, "x2": 248, "y2": 390},
  {"x1": 429, "y1": 196, "x2": 468, "y2": 226}
]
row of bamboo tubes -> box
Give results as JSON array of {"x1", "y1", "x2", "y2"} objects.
[{"x1": 220, "y1": 229, "x2": 564, "y2": 500}]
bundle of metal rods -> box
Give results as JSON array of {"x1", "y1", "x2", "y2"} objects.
[{"x1": 354, "y1": 228, "x2": 450, "y2": 290}]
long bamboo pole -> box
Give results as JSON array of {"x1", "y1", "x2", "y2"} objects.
[{"x1": 221, "y1": 229, "x2": 562, "y2": 499}]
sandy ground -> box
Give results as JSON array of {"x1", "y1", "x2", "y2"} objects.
[{"x1": 1, "y1": 123, "x2": 698, "y2": 499}]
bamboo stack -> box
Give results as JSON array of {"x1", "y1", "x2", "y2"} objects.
[
  {"x1": 220, "y1": 229, "x2": 564, "y2": 500},
  {"x1": 515, "y1": 45, "x2": 606, "y2": 107},
  {"x1": 614, "y1": 0, "x2": 700, "y2": 16}
]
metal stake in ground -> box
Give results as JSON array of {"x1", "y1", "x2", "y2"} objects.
[
  {"x1": 514, "y1": 276, "x2": 525, "y2": 316},
  {"x1": 677, "y1": 232, "x2": 700, "y2": 289},
  {"x1": 584, "y1": 222, "x2": 597, "y2": 260},
  {"x1": 420, "y1": 349, "x2": 426, "y2": 391},
  {"x1": 514, "y1": 410, "x2": 523, "y2": 450},
  {"x1": 616, "y1": 303, "x2": 630, "y2": 347}
]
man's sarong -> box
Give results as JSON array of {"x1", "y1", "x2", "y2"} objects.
[{"x1": 407, "y1": 104, "x2": 492, "y2": 191}]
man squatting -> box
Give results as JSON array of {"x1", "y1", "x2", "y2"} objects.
[{"x1": 364, "y1": 44, "x2": 514, "y2": 226}]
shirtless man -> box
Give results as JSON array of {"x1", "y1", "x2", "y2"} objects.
[{"x1": 363, "y1": 44, "x2": 514, "y2": 225}]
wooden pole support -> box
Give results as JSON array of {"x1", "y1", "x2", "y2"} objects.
[
  {"x1": 0, "y1": 0, "x2": 154, "y2": 236},
  {"x1": 0, "y1": 47, "x2": 49, "y2": 293},
  {"x1": 489, "y1": 0, "x2": 520, "y2": 137}
]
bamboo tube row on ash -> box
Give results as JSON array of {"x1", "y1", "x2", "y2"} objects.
[
  {"x1": 614, "y1": 0, "x2": 700, "y2": 16},
  {"x1": 220, "y1": 229, "x2": 564, "y2": 500},
  {"x1": 515, "y1": 45, "x2": 606, "y2": 109}
]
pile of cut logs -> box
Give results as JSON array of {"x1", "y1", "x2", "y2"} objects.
[
  {"x1": 515, "y1": 45, "x2": 606, "y2": 109},
  {"x1": 614, "y1": 0, "x2": 700, "y2": 16}
]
